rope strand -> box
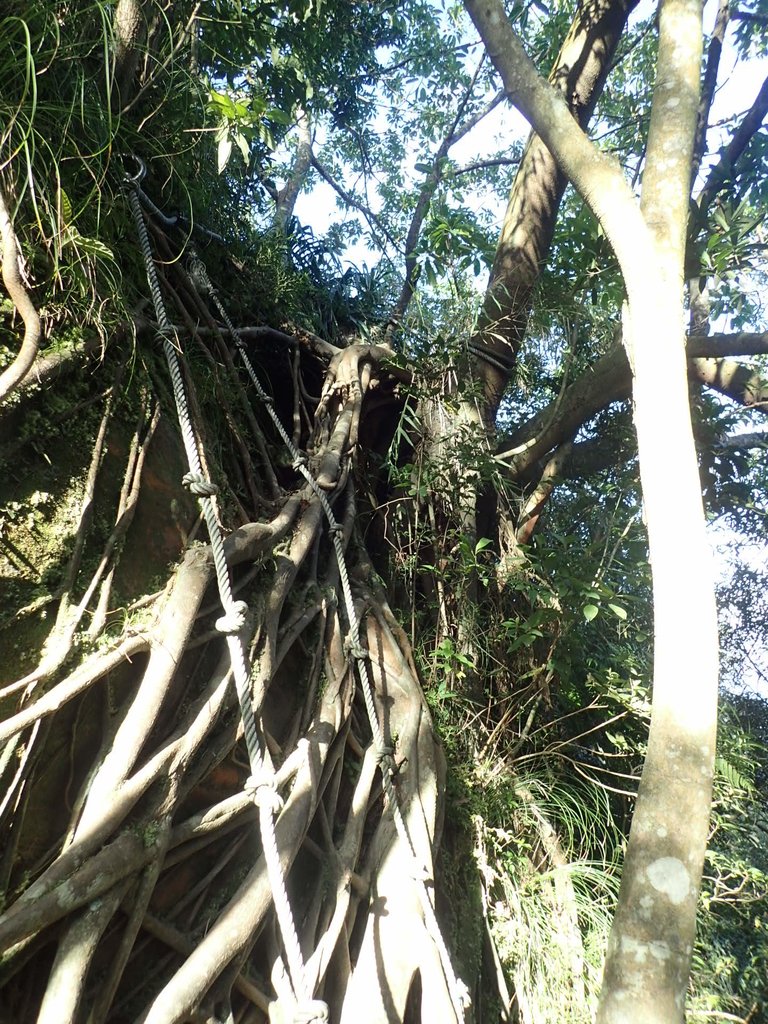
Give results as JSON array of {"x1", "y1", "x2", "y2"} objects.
[
  {"x1": 192, "y1": 249, "x2": 470, "y2": 1022},
  {"x1": 124, "y1": 173, "x2": 322, "y2": 1022},
  {"x1": 125, "y1": 162, "x2": 467, "y2": 1019}
]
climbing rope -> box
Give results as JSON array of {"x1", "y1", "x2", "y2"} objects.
[
  {"x1": 123, "y1": 157, "x2": 326, "y2": 1024},
  {"x1": 126, "y1": 158, "x2": 468, "y2": 1022},
  {"x1": 188, "y1": 251, "x2": 471, "y2": 1023},
  {"x1": 129, "y1": 155, "x2": 226, "y2": 243}
]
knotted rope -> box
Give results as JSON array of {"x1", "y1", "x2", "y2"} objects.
[{"x1": 124, "y1": 156, "x2": 326, "y2": 1024}]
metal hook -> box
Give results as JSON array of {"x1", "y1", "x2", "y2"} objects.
[{"x1": 121, "y1": 153, "x2": 146, "y2": 186}]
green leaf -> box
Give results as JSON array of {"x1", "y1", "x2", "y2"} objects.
[
  {"x1": 583, "y1": 604, "x2": 599, "y2": 622},
  {"x1": 59, "y1": 188, "x2": 72, "y2": 227},
  {"x1": 67, "y1": 233, "x2": 114, "y2": 260},
  {"x1": 423, "y1": 258, "x2": 437, "y2": 288},
  {"x1": 267, "y1": 107, "x2": 293, "y2": 125},
  {"x1": 234, "y1": 131, "x2": 250, "y2": 165},
  {"x1": 716, "y1": 756, "x2": 752, "y2": 792},
  {"x1": 209, "y1": 89, "x2": 237, "y2": 117},
  {"x1": 217, "y1": 136, "x2": 233, "y2": 174},
  {"x1": 713, "y1": 206, "x2": 730, "y2": 231},
  {"x1": 608, "y1": 603, "x2": 627, "y2": 620}
]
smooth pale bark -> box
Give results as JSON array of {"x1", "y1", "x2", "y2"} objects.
[
  {"x1": 598, "y1": 4, "x2": 718, "y2": 1020},
  {"x1": 601, "y1": 296, "x2": 716, "y2": 1024},
  {"x1": 640, "y1": 0, "x2": 703, "y2": 277},
  {"x1": 464, "y1": 2, "x2": 719, "y2": 1020}
]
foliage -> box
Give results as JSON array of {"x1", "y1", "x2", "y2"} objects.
[
  {"x1": 691, "y1": 702, "x2": 768, "y2": 1021},
  {"x1": 1, "y1": 0, "x2": 768, "y2": 1021}
]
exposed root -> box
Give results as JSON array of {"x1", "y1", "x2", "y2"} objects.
[
  {"x1": 0, "y1": 187, "x2": 42, "y2": 403},
  {"x1": 0, "y1": 238, "x2": 462, "y2": 1024}
]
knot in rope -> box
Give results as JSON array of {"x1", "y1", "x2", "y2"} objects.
[
  {"x1": 409, "y1": 862, "x2": 432, "y2": 883},
  {"x1": 292, "y1": 1000, "x2": 330, "y2": 1024},
  {"x1": 245, "y1": 772, "x2": 284, "y2": 814},
  {"x1": 328, "y1": 520, "x2": 344, "y2": 537},
  {"x1": 215, "y1": 600, "x2": 249, "y2": 635},
  {"x1": 187, "y1": 256, "x2": 212, "y2": 296},
  {"x1": 374, "y1": 742, "x2": 394, "y2": 765},
  {"x1": 126, "y1": 176, "x2": 317, "y2": 1014},
  {"x1": 126, "y1": 177, "x2": 468, "y2": 1018},
  {"x1": 345, "y1": 638, "x2": 367, "y2": 662},
  {"x1": 375, "y1": 743, "x2": 396, "y2": 779},
  {"x1": 182, "y1": 471, "x2": 219, "y2": 496}
]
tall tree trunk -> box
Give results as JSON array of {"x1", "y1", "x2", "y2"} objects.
[
  {"x1": 274, "y1": 109, "x2": 313, "y2": 232},
  {"x1": 464, "y1": 2, "x2": 720, "y2": 1019},
  {"x1": 597, "y1": 2, "x2": 719, "y2": 1019},
  {"x1": 112, "y1": 0, "x2": 146, "y2": 106},
  {"x1": 471, "y1": 0, "x2": 639, "y2": 417}
]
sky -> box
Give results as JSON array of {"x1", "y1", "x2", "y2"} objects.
[
  {"x1": 293, "y1": 5, "x2": 767, "y2": 283},
  {"x1": 290, "y1": 4, "x2": 768, "y2": 690}
]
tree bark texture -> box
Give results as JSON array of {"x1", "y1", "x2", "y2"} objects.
[
  {"x1": 0, "y1": 246, "x2": 463, "y2": 1022},
  {"x1": 464, "y1": 1, "x2": 720, "y2": 1019},
  {"x1": 471, "y1": 0, "x2": 639, "y2": 416},
  {"x1": 1, "y1": 2, "x2": 760, "y2": 1020},
  {"x1": 112, "y1": 0, "x2": 146, "y2": 105}
]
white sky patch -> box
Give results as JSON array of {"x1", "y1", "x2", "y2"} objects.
[{"x1": 288, "y1": 6, "x2": 768, "y2": 685}]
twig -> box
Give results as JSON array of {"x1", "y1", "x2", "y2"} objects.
[{"x1": 309, "y1": 154, "x2": 401, "y2": 253}]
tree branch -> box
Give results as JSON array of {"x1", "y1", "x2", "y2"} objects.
[
  {"x1": 497, "y1": 333, "x2": 768, "y2": 481},
  {"x1": 467, "y1": 0, "x2": 640, "y2": 416},
  {"x1": 274, "y1": 108, "x2": 313, "y2": 232},
  {"x1": 731, "y1": 10, "x2": 768, "y2": 22},
  {"x1": 448, "y1": 87, "x2": 507, "y2": 146},
  {"x1": 717, "y1": 430, "x2": 768, "y2": 449},
  {"x1": 690, "y1": 356, "x2": 768, "y2": 407},
  {"x1": 309, "y1": 154, "x2": 400, "y2": 253},
  {"x1": 447, "y1": 156, "x2": 520, "y2": 177},
  {"x1": 692, "y1": 0, "x2": 730, "y2": 179},
  {"x1": 687, "y1": 331, "x2": 768, "y2": 357},
  {"x1": 696, "y1": 72, "x2": 768, "y2": 215},
  {"x1": 0, "y1": 188, "x2": 42, "y2": 403},
  {"x1": 386, "y1": 67, "x2": 501, "y2": 331},
  {"x1": 496, "y1": 345, "x2": 631, "y2": 478},
  {"x1": 516, "y1": 440, "x2": 574, "y2": 543}
]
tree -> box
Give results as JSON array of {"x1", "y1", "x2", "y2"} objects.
[{"x1": 1, "y1": 1, "x2": 767, "y2": 1022}]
